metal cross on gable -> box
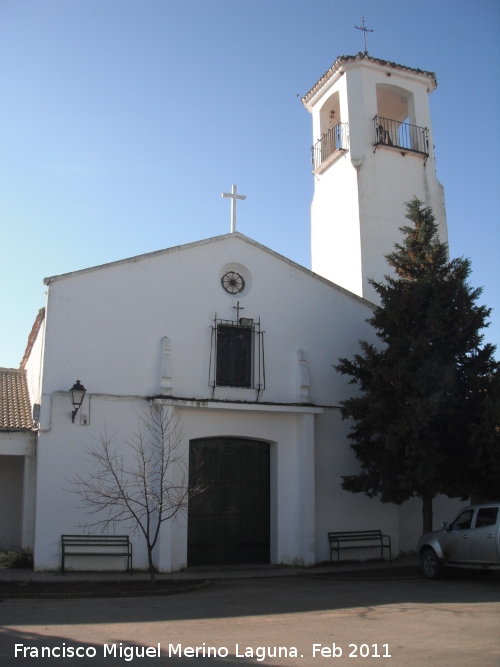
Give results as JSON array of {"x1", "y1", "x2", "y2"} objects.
[
  {"x1": 222, "y1": 184, "x2": 246, "y2": 233},
  {"x1": 355, "y1": 17, "x2": 374, "y2": 54},
  {"x1": 233, "y1": 300, "x2": 244, "y2": 321}
]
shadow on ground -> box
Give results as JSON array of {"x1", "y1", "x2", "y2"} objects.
[
  {"x1": 1, "y1": 569, "x2": 498, "y2": 626},
  {"x1": 0, "y1": 578, "x2": 210, "y2": 599}
]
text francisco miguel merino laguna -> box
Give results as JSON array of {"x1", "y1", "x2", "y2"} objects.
[{"x1": 15, "y1": 642, "x2": 392, "y2": 660}]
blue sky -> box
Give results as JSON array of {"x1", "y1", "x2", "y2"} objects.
[{"x1": 1, "y1": 0, "x2": 499, "y2": 367}]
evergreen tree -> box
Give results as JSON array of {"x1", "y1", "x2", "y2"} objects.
[{"x1": 336, "y1": 198, "x2": 500, "y2": 533}]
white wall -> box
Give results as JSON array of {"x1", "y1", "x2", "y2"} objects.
[
  {"x1": 309, "y1": 70, "x2": 363, "y2": 296},
  {"x1": 310, "y1": 155, "x2": 363, "y2": 297},
  {"x1": 314, "y1": 410, "x2": 399, "y2": 562},
  {"x1": 23, "y1": 315, "x2": 46, "y2": 409},
  {"x1": 41, "y1": 235, "x2": 374, "y2": 406},
  {"x1": 34, "y1": 393, "x2": 320, "y2": 571}
]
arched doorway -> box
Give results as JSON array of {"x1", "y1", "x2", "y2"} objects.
[{"x1": 188, "y1": 437, "x2": 270, "y2": 566}]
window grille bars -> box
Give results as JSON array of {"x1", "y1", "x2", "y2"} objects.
[{"x1": 209, "y1": 316, "x2": 265, "y2": 400}]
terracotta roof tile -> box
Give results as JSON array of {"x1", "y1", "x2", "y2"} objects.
[
  {"x1": 302, "y1": 52, "x2": 437, "y2": 105},
  {"x1": 0, "y1": 368, "x2": 34, "y2": 430},
  {"x1": 20, "y1": 307, "x2": 45, "y2": 369}
]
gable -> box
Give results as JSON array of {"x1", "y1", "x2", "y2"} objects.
[
  {"x1": 40, "y1": 233, "x2": 376, "y2": 402},
  {"x1": 43, "y1": 232, "x2": 372, "y2": 304}
]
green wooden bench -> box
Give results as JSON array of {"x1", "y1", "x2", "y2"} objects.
[
  {"x1": 61, "y1": 535, "x2": 133, "y2": 574},
  {"x1": 328, "y1": 530, "x2": 391, "y2": 565}
]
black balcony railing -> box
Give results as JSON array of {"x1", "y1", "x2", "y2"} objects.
[
  {"x1": 312, "y1": 122, "x2": 349, "y2": 170},
  {"x1": 374, "y1": 115, "x2": 429, "y2": 156}
]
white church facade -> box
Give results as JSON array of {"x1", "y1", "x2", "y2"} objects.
[{"x1": 1, "y1": 53, "x2": 463, "y2": 571}]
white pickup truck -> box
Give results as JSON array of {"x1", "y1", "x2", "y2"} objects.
[{"x1": 417, "y1": 504, "x2": 500, "y2": 579}]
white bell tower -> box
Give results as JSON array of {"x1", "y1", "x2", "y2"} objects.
[{"x1": 302, "y1": 53, "x2": 448, "y2": 303}]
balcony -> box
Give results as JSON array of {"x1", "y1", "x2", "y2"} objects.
[
  {"x1": 374, "y1": 115, "x2": 429, "y2": 157},
  {"x1": 312, "y1": 122, "x2": 349, "y2": 173}
]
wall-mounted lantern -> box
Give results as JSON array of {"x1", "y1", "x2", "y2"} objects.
[{"x1": 70, "y1": 380, "x2": 86, "y2": 423}]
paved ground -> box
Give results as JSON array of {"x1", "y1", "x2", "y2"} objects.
[{"x1": 0, "y1": 562, "x2": 499, "y2": 667}]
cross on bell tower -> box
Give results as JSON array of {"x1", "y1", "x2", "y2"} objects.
[{"x1": 354, "y1": 17, "x2": 374, "y2": 54}]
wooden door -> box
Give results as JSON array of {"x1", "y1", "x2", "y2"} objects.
[{"x1": 188, "y1": 437, "x2": 270, "y2": 565}]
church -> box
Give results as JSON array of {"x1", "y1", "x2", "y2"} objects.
[{"x1": 0, "y1": 52, "x2": 464, "y2": 572}]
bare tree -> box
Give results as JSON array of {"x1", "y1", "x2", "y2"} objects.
[{"x1": 70, "y1": 403, "x2": 204, "y2": 583}]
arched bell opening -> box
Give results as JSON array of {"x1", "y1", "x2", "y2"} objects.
[
  {"x1": 319, "y1": 90, "x2": 342, "y2": 137},
  {"x1": 376, "y1": 83, "x2": 415, "y2": 125},
  {"x1": 313, "y1": 91, "x2": 349, "y2": 170},
  {"x1": 375, "y1": 84, "x2": 427, "y2": 154}
]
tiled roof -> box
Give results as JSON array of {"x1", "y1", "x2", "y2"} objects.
[
  {"x1": 20, "y1": 307, "x2": 45, "y2": 369},
  {"x1": 0, "y1": 368, "x2": 34, "y2": 430},
  {"x1": 302, "y1": 52, "x2": 437, "y2": 105}
]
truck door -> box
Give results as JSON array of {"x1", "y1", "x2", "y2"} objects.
[
  {"x1": 470, "y1": 507, "x2": 499, "y2": 563},
  {"x1": 442, "y1": 508, "x2": 475, "y2": 562}
]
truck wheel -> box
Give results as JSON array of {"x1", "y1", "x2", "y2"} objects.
[{"x1": 421, "y1": 548, "x2": 445, "y2": 580}]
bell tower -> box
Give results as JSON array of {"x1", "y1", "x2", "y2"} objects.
[{"x1": 302, "y1": 53, "x2": 448, "y2": 303}]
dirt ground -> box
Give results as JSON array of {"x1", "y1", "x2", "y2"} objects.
[{"x1": 1, "y1": 570, "x2": 499, "y2": 666}]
